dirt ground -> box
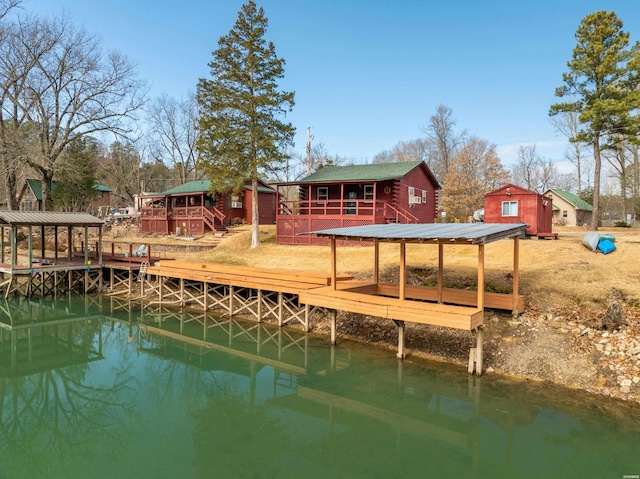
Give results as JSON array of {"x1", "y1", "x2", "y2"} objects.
[{"x1": 106, "y1": 223, "x2": 640, "y2": 403}]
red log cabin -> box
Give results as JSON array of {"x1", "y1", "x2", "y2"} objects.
[
  {"x1": 276, "y1": 160, "x2": 441, "y2": 245},
  {"x1": 483, "y1": 184, "x2": 556, "y2": 238},
  {"x1": 139, "y1": 179, "x2": 278, "y2": 235}
]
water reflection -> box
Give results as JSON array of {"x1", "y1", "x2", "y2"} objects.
[
  {"x1": 0, "y1": 297, "x2": 137, "y2": 478},
  {"x1": 0, "y1": 298, "x2": 638, "y2": 479}
]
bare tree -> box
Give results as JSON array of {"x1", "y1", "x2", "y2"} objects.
[
  {"x1": 421, "y1": 104, "x2": 466, "y2": 186},
  {"x1": 511, "y1": 145, "x2": 543, "y2": 191},
  {"x1": 550, "y1": 110, "x2": 590, "y2": 195},
  {"x1": 146, "y1": 92, "x2": 199, "y2": 185},
  {"x1": 5, "y1": 15, "x2": 145, "y2": 210},
  {"x1": 0, "y1": 10, "x2": 59, "y2": 209},
  {"x1": 372, "y1": 138, "x2": 432, "y2": 165},
  {"x1": 442, "y1": 137, "x2": 510, "y2": 221}
]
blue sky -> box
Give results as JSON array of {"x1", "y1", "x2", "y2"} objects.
[{"x1": 23, "y1": 0, "x2": 640, "y2": 172}]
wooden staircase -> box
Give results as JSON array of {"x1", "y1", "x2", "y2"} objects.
[{"x1": 202, "y1": 206, "x2": 226, "y2": 233}]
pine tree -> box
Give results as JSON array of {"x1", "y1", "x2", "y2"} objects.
[
  {"x1": 550, "y1": 10, "x2": 640, "y2": 230},
  {"x1": 196, "y1": 1, "x2": 295, "y2": 247}
]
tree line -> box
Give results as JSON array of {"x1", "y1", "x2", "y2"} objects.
[{"x1": 2, "y1": 1, "x2": 638, "y2": 238}]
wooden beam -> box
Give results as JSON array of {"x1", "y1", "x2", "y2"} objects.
[
  {"x1": 40, "y1": 225, "x2": 45, "y2": 259},
  {"x1": 477, "y1": 244, "x2": 485, "y2": 320},
  {"x1": 437, "y1": 243, "x2": 443, "y2": 304},
  {"x1": 54, "y1": 226, "x2": 58, "y2": 262},
  {"x1": 513, "y1": 235, "x2": 520, "y2": 317},
  {"x1": 330, "y1": 309, "x2": 337, "y2": 344},
  {"x1": 28, "y1": 226, "x2": 32, "y2": 267},
  {"x1": 84, "y1": 226, "x2": 89, "y2": 264},
  {"x1": 399, "y1": 241, "x2": 406, "y2": 301},
  {"x1": 331, "y1": 237, "x2": 337, "y2": 290},
  {"x1": 373, "y1": 239, "x2": 379, "y2": 284},
  {"x1": 0, "y1": 226, "x2": 4, "y2": 264}
]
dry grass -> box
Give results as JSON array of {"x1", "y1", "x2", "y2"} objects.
[
  {"x1": 174, "y1": 226, "x2": 640, "y2": 309},
  {"x1": 113, "y1": 224, "x2": 640, "y2": 314}
]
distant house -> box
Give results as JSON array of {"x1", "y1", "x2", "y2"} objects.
[
  {"x1": 18, "y1": 179, "x2": 112, "y2": 212},
  {"x1": 275, "y1": 160, "x2": 441, "y2": 245},
  {"x1": 543, "y1": 189, "x2": 593, "y2": 226},
  {"x1": 484, "y1": 184, "x2": 555, "y2": 238},
  {"x1": 138, "y1": 179, "x2": 278, "y2": 235}
]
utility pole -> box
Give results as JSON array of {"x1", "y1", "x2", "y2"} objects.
[{"x1": 306, "y1": 127, "x2": 313, "y2": 176}]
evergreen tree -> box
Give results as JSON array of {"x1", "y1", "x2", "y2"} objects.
[
  {"x1": 197, "y1": 1, "x2": 295, "y2": 247},
  {"x1": 550, "y1": 10, "x2": 640, "y2": 230},
  {"x1": 52, "y1": 136, "x2": 99, "y2": 212}
]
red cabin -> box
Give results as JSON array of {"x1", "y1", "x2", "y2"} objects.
[
  {"x1": 139, "y1": 179, "x2": 278, "y2": 235},
  {"x1": 483, "y1": 184, "x2": 556, "y2": 238},
  {"x1": 276, "y1": 160, "x2": 441, "y2": 245}
]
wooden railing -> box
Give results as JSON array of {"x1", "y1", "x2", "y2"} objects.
[{"x1": 277, "y1": 199, "x2": 419, "y2": 224}]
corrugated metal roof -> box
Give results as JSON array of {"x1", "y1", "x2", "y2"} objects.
[
  {"x1": 161, "y1": 179, "x2": 276, "y2": 196},
  {"x1": 310, "y1": 223, "x2": 528, "y2": 245},
  {"x1": 296, "y1": 160, "x2": 424, "y2": 183},
  {"x1": 0, "y1": 211, "x2": 104, "y2": 226}
]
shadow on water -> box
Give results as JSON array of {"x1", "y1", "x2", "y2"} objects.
[{"x1": 0, "y1": 295, "x2": 638, "y2": 479}]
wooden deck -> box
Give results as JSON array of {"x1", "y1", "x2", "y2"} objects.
[
  {"x1": 299, "y1": 285, "x2": 484, "y2": 331},
  {"x1": 147, "y1": 260, "x2": 353, "y2": 293},
  {"x1": 331, "y1": 281, "x2": 525, "y2": 314}
]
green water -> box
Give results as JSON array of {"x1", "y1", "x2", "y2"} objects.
[{"x1": 0, "y1": 296, "x2": 639, "y2": 479}]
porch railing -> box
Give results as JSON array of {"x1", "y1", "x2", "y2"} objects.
[{"x1": 277, "y1": 199, "x2": 419, "y2": 224}]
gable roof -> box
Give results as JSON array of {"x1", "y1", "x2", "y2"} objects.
[
  {"x1": 160, "y1": 179, "x2": 276, "y2": 196},
  {"x1": 289, "y1": 160, "x2": 440, "y2": 187},
  {"x1": 545, "y1": 189, "x2": 593, "y2": 211},
  {"x1": 485, "y1": 183, "x2": 541, "y2": 197},
  {"x1": 23, "y1": 179, "x2": 110, "y2": 200}
]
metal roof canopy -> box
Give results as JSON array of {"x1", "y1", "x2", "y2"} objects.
[
  {"x1": 310, "y1": 222, "x2": 528, "y2": 245},
  {"x1": 0, "y1": 211, "x2": 104, "y2": 227}
]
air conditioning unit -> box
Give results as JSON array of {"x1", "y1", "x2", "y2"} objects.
[
  {"x1": 409, "y1": 196, "x2": 422, "y2": 204},
  {"x1": 231, "y1": 201, "x2": 242, "y2": 209}
]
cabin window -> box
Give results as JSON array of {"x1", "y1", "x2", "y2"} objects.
[
  {"x1": 502, "y1": 201, "x2": 518, "y2": 217},
  {"x1": 563, "y1": 210, "x2": 568, "y2": 218},
  {"x1": 363, "y1": 185, "x2": 374, "y2": 201},
  {"x1": 408, "y1": 186, "x2": 415, "y2": 197},
  {"x1": 422, "y1": 190, "x2": 427, "y2": 204},
  {"x1": 317, "y1": 187, "x2": 328, "y2": 201}
]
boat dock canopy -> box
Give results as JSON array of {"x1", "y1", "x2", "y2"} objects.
[
  {"x1": 0, "y1": 211, "x2": 104, "y2": 227},
  {"x1": 310, "y1": 222, "x2": 528, "y2": 245}
]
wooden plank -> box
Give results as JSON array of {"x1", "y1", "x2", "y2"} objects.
[
  {"x1": 155, "y1": 260, "x2": 353, "y2": 285},
  {"x1": 367, "y1": 282, "x2": 524, "y2": 313},
  {"x1": 299, "y1": 287, "x2": 483, "y2": 331}
]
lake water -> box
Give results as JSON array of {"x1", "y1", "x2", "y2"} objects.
[{"x1": 0, "y1": 295, "x2": 639, "y2": 479}]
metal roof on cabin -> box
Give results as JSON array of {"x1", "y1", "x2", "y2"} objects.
[
  {"x1": 93, "y1": 184, "x2": 112, "y2": 192},
  {"x1": 160, "y1": 179, "x2": 276, "y2": 196},
  {"x1": 0, "y1": 211, "x2": 104, "y2": 226},
  {"x1": 296, "y1": 160, "x2": 426, "y2": 183},
  {"x1": 310, "y1": 223, "x2": 528, "y2": 245},
  {"x1": 547, "y1": 189, "x2": 593, "y2": 211},
  {"x1": 26, "y1": 178, "x2": 44, "y2": 200}
]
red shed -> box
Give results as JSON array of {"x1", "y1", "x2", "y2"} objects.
[
  {"x1": 483, "y1": 184, "x2": 556, "y2": 238},
  {"x1": 139, "y1": 179, "x2": 277, "y2": 236}
]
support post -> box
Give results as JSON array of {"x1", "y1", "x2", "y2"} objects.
[
  {"x1": 330, "y1": 237, "x2": 337, "y2": 290},
  {"x1": 477, "y1": 244, "x2": 485, "y2": 313},
  {"x1": 476, "y1": 327, "x2": 483, "y2": 375},
  {"x1": 229, "y1": 285, "x2": 234, "y2": 316},
  {"x1": 513, "y1": 235, "x2": 520, "y2": 317},
  {"x1": 28, "y1": 226, "x2": 32, "y2": 267},
  {"x1": 399, "y1": 241, "x2": 406, "y2": 301},
  {"x1": 54, "y1": 226, "x2": 58, "y2": 263},
  {"x1": 84, "y1": 226, "x2": 89, "y2": 264},
  {"x1": 437, "y1": 242, "x2": 444, "y2": 303},
  {"x1": 330, "y1": 309, "x2": 337, "y2": 345},
  {"x1": 396, "y1": 320, "x2": 406, "y2": 359},
  {"x1": 373, "y1": 239, "x2": 379, "y2": 284}
]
